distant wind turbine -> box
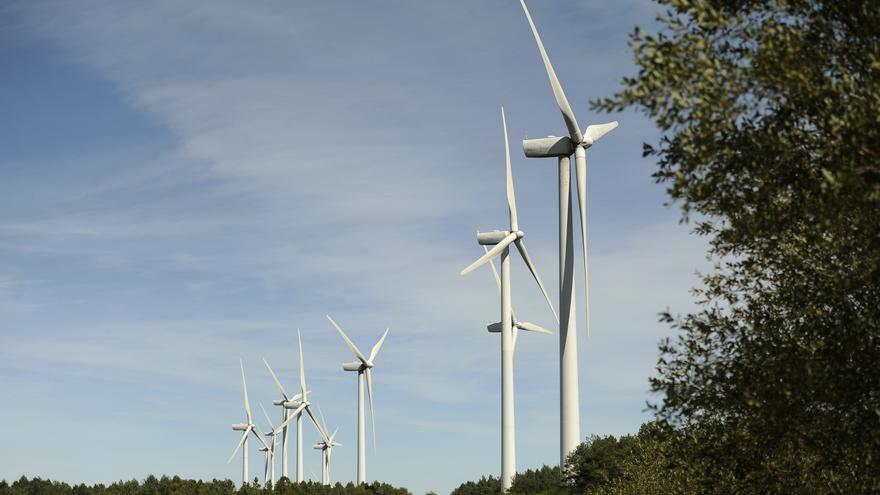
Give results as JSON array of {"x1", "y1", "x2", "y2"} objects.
[
  {"x1": 326, "y1": 315, "x2": 388, "y2": 485},
  {"x1": 228, "y1": 360, "x2": 272, "y2": 485},
  {"x1": 259, "y1": 403, "x2": 280, "y2": 485},
  {"x1": 267, "y1": 330, "x2": 326, "y2": 482},
  {"x1": 484, "y1": 245, "x2": 554, "y2": 351}
]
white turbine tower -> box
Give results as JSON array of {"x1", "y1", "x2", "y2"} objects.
[
  {"x1": 518, "y1": 0, "x2": 619, "y2": 469},
  {"x1": 266, "y1": 331, "x2": 326, "y2": 482},
  {"x1": 460, "y1": 107, "x2": 558, "y2": 492},
  {"x1": 228, "y1": 360, "x2": 272, "y2": 485},
  {"x1": 325, "y1": 315, "x2": 388, "y2": 485},
  {"x1": 259, "y1": 403, "x2": 280, "y2": 486}
]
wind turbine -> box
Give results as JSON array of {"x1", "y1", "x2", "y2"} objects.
[
  {"x1": 484, "y1": 245, "x2": 554, "y2": 351},
  {"x1": 460, "y1": 107, "x2": 557, "y2": 492},
  {"x1": 263, "y1": 358, "x2": 301, "y2": 481},
  {"x1": 518, "y1": 0, "x2": 619, "y2": 469},
  {"x1": 228, "y1": 359, "x2": 272, "y2": 485},
  {"x1": 314, "y1": 428, "x2": 342, "y2": 485},
  {"x1": 325, "y1": 315, "x2": 388, "y2": 485},
  {"x1": 259, "y1": 403, "x2": 280, "y2": 486},
  {"x1": 312, "y1": 407, "x2": 341, "y2": 485},
  {"x1": 266, "y1": 330, "x2": 325, "y2": 482}
]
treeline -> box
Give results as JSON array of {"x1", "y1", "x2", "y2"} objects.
[{"x1": 0, "y1": 477, "x2": 411, "y2": 495}]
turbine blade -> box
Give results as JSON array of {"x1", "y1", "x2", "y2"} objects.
[
  {"x1": 260, "y1": 403, "x2": 276, "y2": 431},
  {"x1": 485, "y1": 246, "x2": 520, "y2": 324},
  {"x1": 368, "y1": 328, "x2": 389, "y2": 363},
  {"x1": 516, "y1": 321, "x2": 554, "y2": 335},
  {"x1": 365, "y1": 368, "x2": 377, "y2": 453},
  {"x1": 585, "y1": 121, "x2": 618, "y2": 143},
  {"x1": 298, "y1": 329, "x2": 307, "y2": 396},
  {"x1": 576, "y1": 155, "x2": 591, "y2": 338},
  {"x1": 262, "y1": 358, "x2": 290, "y2": 401},
  {"x1": 519, "y1": 0, "x2": 583, "y2": 144},
  {"x1": 318, "y1": 404, "x2": 327, "y2": 432},
  {"x1": 502, "y1": 107, "x2": 518, "y2": 232},
  {"x1": 307, "y1": 405, "x2": 330, "y2": 443},
  {"x1": 514, "y1": 239, "x2": 559, "y2": 323},
  {"x1": 485, "y1": 246, "x2": 502, "y2": 291},
  {"x1": 240, "y1": 359, "x2": 252, "y2": 423},
  {"x1": 326, "y1": 315, "x2": 367, "y2": 362},
  {"x1": 251, "y1": 426, "x2": 271, "y2": 451},
  {"x1": 227, "y1": 429, "x2": 249, "y2": 464},
  {"x1": 460, "y1": 233, "x2": 517, "y2": 275}
]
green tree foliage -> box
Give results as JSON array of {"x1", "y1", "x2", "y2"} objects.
[
  {"x1": 563, "y1": 435, "x2": 635, "y2": 493},
  {"x1": 587, "y1": 424, "x2": 693, "y2": 495},
  {"x1": 596, "y1": 0, "x2": 880, "y2": 493},
  {"x1": 0, "y1": 477, "x2": 410, "y2": 495},
  {"x1": 509, "y1": 465, "x2": 560, "y2": 495},
  {"x1": 449, "y1": 476, "x2": 500, "y2": 495}
]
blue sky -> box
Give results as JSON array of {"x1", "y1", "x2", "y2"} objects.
[{"x1": 0, "y1": 1, "x2": 708, "y2": 493}]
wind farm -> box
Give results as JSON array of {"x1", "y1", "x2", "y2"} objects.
[{"x1": 6, "y1": 0, "x2": 867, "y2": 494}]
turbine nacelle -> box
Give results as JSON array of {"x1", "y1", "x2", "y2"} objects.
[
  {"x1": 477, "y1": 230, "x2": 524, "y2": 245},
  {"x1": 342, "y1": 361, "x2": 368, "y2": 372},
  {"x1": 231, "y1": 423, "x2": 250, "y2": 431},
  {"x1": 282, "y1": 400, "x2": 307, "y2": 409},
  {"x1": 523, "y1": 135, "x2": 574, "y2": 157}
]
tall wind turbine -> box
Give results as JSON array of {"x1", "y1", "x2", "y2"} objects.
[
  {"x1": 518, "y1": 0, "x2": 619, "y2": 469},
  {"x1": 325, "y1": 315, "x2": 388, "y2": 485},
  {"x1": 266, "y1": 331, "x2": 326, "y2": 482},
  {"x1": 228, "y1": 359, "x2": 272, "y2": 485},
  {"x1": 460, "y1": 107, "x2": 557, "y2": 492}
]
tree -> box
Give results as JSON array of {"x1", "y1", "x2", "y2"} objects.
[
  {"x1": 597, "y1": 0, "x2": 880, "y2": 493},
  {"x1": 586, "y1": 424, "x2": 694, "y2": 495},
  {"x1": 449, "y1": 476, "x2": 501, "y2": 495},
  {"x1": 509, "y1": 465, "x2": 561, "y2": 495},
  {"x1": 562, "y1": 435, "x2": 635, "y2": 493}
]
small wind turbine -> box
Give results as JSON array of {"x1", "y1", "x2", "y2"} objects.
[
  {"x1": 325, "y1": 315, "x2": 388, "y2": 485},
  {"x1": 484, "y1": 245, "x2": 554, "y2": 352},
  {"x1": 460, "y1": 107, "x2": 557, "y2": 492},
  {"x1": 259, "y1": 403, "x2": 280, "y2": 485},
  {"x1": 518, "y1": 0, "x2": 619, "y2": 468},
  {"x1": 313, "y1": 406, "x2": 341, "y2": 485},
  {"x1": 263, "y1": 358, "x2": 301, "y2": 481},
  {"x1": 266, "y1": 330, "x2": 326, "y2": 482},
  {"x1": 228, "y1": 359, "x2": 272, "y2": 485}
]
